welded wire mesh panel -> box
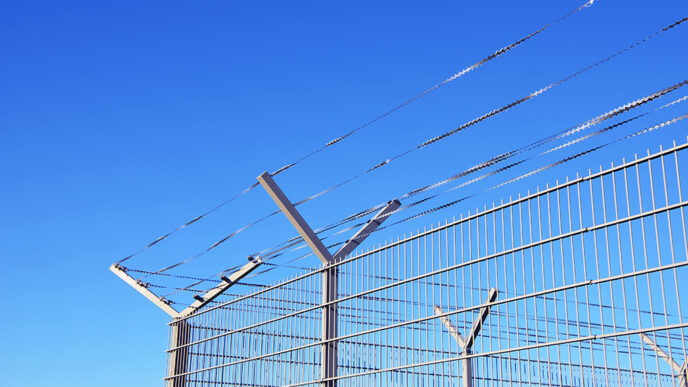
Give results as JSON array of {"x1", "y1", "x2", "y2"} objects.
[
  {"x1": 166, "y1": 272, "x2": 324, "y2": 387},
  {"x1": 166, "y1": 140, "x2": 688, "y2": 386}
]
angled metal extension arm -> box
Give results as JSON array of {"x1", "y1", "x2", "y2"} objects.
[
  {"x1": 257, "y1": 171, "x2": 401, "y2": 387},
  {"x1": 110, "y1": 263, "x2": 180, "y2": 317},
  {"x1": 111, "y1": 253, "x2": 265, "y2": 387},
  {"x1": 464, "y1": 287, "x2": 498, "y2": 351},
  {"x1": 179, "y1": 256, "x2": 263, "y2": 318},
  {"x1": 433, "y1": 305, "x2": 467, "y2": 350},
  {"x1": 257, "y1": 171, "x2": 333, "y2": 264},
  {"x1": 434, "y1": 288, "x2": 498, "y2": 387},
  {"x1": 332, "y1": 199, "x2": 401, "y2": 261},
  {"x1": 639, "y1": 332, "x2": 688, "y2": 387},
  {"x1": 110, "y1": 263, "x2": 188, "y2": 387}
]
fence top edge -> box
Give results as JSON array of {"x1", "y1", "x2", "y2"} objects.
[{"x1": 171, "y1": 138, "x2": 688, "y2": 323}]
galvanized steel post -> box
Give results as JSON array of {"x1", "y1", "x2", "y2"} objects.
[
  {"x1": 258, "y1": 172, "x2": 401, "y2": 386},
  {"x1": 167, "y1": 320, "x2": 190, "y2": 387}
]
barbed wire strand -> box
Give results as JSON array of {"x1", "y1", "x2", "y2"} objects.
[
  {"x1": 159, "y1": 98, "x2": 687, "y2": 299},
  {"x1": 141, "y1": 15, "x2": 688, "y2": 278},
  {"x1": 115, "y1": 0, "x2": 597, "y2": 265}
]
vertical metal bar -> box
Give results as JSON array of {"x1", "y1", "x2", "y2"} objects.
[
  {"x1": 485, "y1": 206, "x2": 494, "y2": 385},
  {"x1": 463, "y1": 347, "x2": 473, "y2": 387},
  {"x1": 423, "y1": 228, "x2": 430, "y2": 385},
  {"x1": 396, "y1": 236, "x2": 402, "y2": 385},
  {"x1": 167, "y1": 320, "x2": 190, "y2": 387},
  {"x1": 565, "y1": 176, "x2": 583, "y2": 385},
  {"x1": 575, "y1": 173, "x2": 592, "y2": 386},
  {"x1": 272, "y1": 285, "x2": 280, "y2": 385},
  {"x1": 460, "y1": 215, "x2": 467, "y2": 384},
  {"x1": 536, "y1": 188, "x2": 554, "y2": 387},
  {"x1": 527, "y1": 190, "x2": 545, "y2": 386},
  {"x1": 611, "y1": 161, "x2": 636, "y2": 387},
  {"x1": 322, "y1": 263, "x2": 338, "y2": 386},
  {"x1": 466, "y1": 210, "x2": 472, "y2": 385},
  {"x1": 634, "y1": 154, "x2": 664, "y2": 384},
  {"x1": 518, "y1": 194, "x2": 534, "y2": 385},
  {"x1": 384, "y1": 240, "x2": 390, "y2": 386},
  {"x1": 670, "y1": 141, "x2": 688, "y2": 385},
  {"x1": 348, "y1": 254, "x2": 354, "y2": 382},
  {"x1": 311, "y1": 272, "x2": 317, "y2": 383},
  {"x1": 501, "y1": 200, "x2": 515, "y2": 386},
  {"x1": 404, "y1": 233, "x2": 410, "y2": 386},
  {"x1": 444, "y1": 224, "x2": 452, "y2": 385},
  {"x1": 557, "y1": 179, "x2": 574, "y2": 386},
  {"x1": 377, "y1": 243, "x2": 382, "y2": 385},
  {"x1": 647, "y1": 149, "x2": 676, "y2": 385},
  {"x1": 431, "y1": 223, "x2": 438, "y2": 384},
  {"x1": 489, "y1": 209, "x2": 497, "y2": 386},
  {"x1": 451, "y1": 221, "x2": 460, "y2": 383},
  {"x1": 623, "y1": 156, "x2": 650, "y2": 386},
  {"x1": 589, "y1": 170, "x2": 611, "y2": 385},
  {"x1": 600, "y1": 165, "x2": 623, "y2": 387},
  {"x1": 546, "y1": 184, "x2": 563, "y2": 386}
]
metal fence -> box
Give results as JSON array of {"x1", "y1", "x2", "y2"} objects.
[{"x1": 165, "y1": 140, "x2": 688, "y2": 386}]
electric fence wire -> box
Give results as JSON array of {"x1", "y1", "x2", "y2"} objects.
[
  {"x1": 139, "y1": 15, "x2": 688, "y2": 279},
  {"x1": 160, "y1": 90, "x2": 688, "y2": 300},
  {"x1": 115, "y1": 0, "x2": 597, "y2": 265}
]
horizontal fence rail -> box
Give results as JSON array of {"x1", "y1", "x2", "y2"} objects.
[{"x1": 166, "y1": 140, "x2": 688, "y2": 386}]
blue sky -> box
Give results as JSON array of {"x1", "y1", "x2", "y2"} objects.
[{"x1": 1, "y1": 1, "x2": 687, "y2": 386}]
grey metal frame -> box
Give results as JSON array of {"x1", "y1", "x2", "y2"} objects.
[
  {"x1": 257, "y1": 171, "x2": 401, "y2": 386},
  {"x1": 156, "y1": 140, "x2": 688, "y2": 386},
  {"x1": 111, "y1": 258, "x2": 263, "y2": 387},
  {"x1": 435, "y1": 288, "x2": 498, "y2": 387}
]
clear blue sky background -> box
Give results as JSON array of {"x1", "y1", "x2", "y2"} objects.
[{"x1": 1, "y1": 1, "x2": 687, "y2": 386}]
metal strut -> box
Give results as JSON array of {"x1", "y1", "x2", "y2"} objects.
[
  {"x1": 434, "y1": 288, "x2": 498, "y2": 387},
  {"x1": 110, "y1": 263, "x2": 180, "y2": 317},
  {"x1": 179, "y1": 256, "x2": 263, "y2": 318},
  {"x1": 110, "y1": 256, "x2": 264, "y2": 387},
  {"x1": 257, "y1": 171, "x2": 400, "y2": 386},
  {"x1": 639, "y1": 333, "x2": 688, "y2": 387}
]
